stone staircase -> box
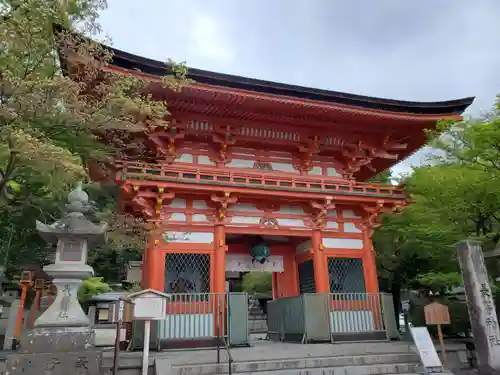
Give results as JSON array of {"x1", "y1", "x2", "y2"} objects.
[
  {"x1": 154, "y1": 341, "x2": 423, "y2": 375},
  {"x1": 248, "y1": 303, "x2": 268, "y2": 334},
  {"x1": 163, "y1": 353, "x2": 421, "y2": 375}
]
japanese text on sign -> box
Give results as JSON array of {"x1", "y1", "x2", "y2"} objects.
[{"x1": 480, "y1": 282, "x2": 500, "y2": 347}]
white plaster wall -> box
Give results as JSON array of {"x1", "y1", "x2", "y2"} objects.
[
  {"x1": 327, "y1": 167, "x2": 341, "y2": 177},
  {"x1": 325, "y1": 221, "x2": 339, "y2": 230},
  {"x1": 308, "y1": 166, "x2": 323, "y2": 175},
  {"x1": 175, "y1": 153, "x2": 194, "y2": 163},
  {"x1": 271, "y1": 162, "x2": 297, "y2": 173},
  {"x1": 169, "y1": 198, "x2": 187, "y2": 208},
  {"x1": 322, "y1": 238, "x2": 363, "y2": 249},
  {"x1": 192, "y1": 214, "x2": 209, "y2": 222},
  {"x1": 230, "y1": 203, "x2": 262, "y2": 213},
  {"x1": 343, "y1": 209, "x2": 361, "y2": 218},
  {"x1": 327, "y1": 210, "x2": 338, "y2": 218},
  {"x1": 169, "y1": 213, "x2": 187, "y2": 221},
  {"x1": 163, "y1": 231, "x2": 214, "y2": 244},
  {"x1": 230, "y1": 216, "x2": 262, "y2": 224},
  {"x1": 278, "y1": 206, "x2": 305, "y2": 215},
  {"x1": 276, "y1": 218, "x2": 305, "y2": 227},
  {"x1": 344, "y1": 223, "x2": 362, "y2": 233},
  {"x1": 198, "y1": 155, "x2": 215, "y2": 165},
  {"x1": 226, "y1": 159, "x2": 255, "y2": 168},
  {"x1": 193, "y1": 200, "x2": 208, "y2": 209}
]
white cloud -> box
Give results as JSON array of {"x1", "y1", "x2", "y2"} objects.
[{"x1": 186, "y1": 11, "x2": 234, "y2": 66}]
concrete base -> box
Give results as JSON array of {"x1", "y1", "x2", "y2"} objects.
[
  {"x1": 5, "y1": 350, "x2": 102, "y2": 375},
  {"x1": 4, "y1": 327, "x2": 103, "y2": 375}
]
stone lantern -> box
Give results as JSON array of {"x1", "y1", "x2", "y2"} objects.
[
  {"x1": 34, "y1": 182, "x2": 107, "y2": 327},
  {"x1": 5, "y1": 183, "x2": 107, "y2": 374}
]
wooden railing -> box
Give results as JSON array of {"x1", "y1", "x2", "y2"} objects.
[{"x1": 116, "y1": 161, "x2": 406, "y2": 199}]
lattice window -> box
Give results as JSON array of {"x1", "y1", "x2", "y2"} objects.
[
  {"x1": 327, "y1": 258, "x2": 366, "y2": 294},
  {"x1": 298, "y1": 260, "x2": 316, "y2": 294},
  {"x1": 165, "y1": 253, "x2": 211, "y2": 293}
]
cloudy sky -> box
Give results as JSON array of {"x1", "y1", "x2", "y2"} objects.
[{"x1": 99, "y1": 0, "x2": 500, "y2": 176}]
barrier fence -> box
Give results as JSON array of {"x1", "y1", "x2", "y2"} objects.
[
  {"x1": 267, "y1": 292, "x2": 390, "y2": 343},
  {"x1": 130, "y1": 292, "x2": 392, "y2": 348},
  {"x1": 328, "y1": 293, "x2": 385, "y2": 336},
  {"x1": 157, "y1": 293, "x2": 228, "y2": 341}
]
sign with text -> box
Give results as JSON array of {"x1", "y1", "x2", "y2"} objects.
[
  {"x1": 457, "y1": 240, "x2": 500, "y2": 372},
  {"x1": 226, "y1": 254, "x2": 284, "y2": 272},
  {"x1": 133, "y1": 297, "x2": 166, "y2": 320},
  {"x1": 410, "y1": 326, "x2": 444, "y2": 372},
  {"x1": 424, "y1": 302, "x2": 451, "y2": 326}
]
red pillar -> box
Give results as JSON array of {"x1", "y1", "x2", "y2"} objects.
[
  {"x1": 312, "y1": 230, "x2": 330, "y2": 293},
  {"x1": 144, "y1": 240, "x2": 165, "y2": 291},
  {"x1": 213, "y1": 225, "x2": 226, "y2": 293},
  {"x1": 363, "y1": 229, "x2": 380, "y2": 293},
  {"x1": 14, "y1": 284, "x2": 28, "y2": 340},
  {"x1": 271, "y1": 273, "x2": 279, "y2": 299}
]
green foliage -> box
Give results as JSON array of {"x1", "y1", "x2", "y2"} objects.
[
  {"x1": 241, "y1": 272, "x2": 272, "y2": 294},
  {"x1": 0, "y1": 0, "x2": 189, "y2": 279},
  {"x1": 415, "y1": 272, "x2": 463, "y2": 294},
  {"x1": 374, "y1": 191, "x2": 462, "y2": 292},
  {"x1": 78, "y1": 276, "x2": 112, "y2": 303},
  {"x1": 374, "y1": 98, "x2": 500, "y2": 313}
]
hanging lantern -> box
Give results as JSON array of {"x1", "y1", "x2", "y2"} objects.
[{"x1": 250, "y1": 238, "x2": 270, "y2": 264}]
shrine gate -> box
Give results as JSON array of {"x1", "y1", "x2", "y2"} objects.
[{"x1": 72, "y1": 45, "x2": 473, "y2": 344}]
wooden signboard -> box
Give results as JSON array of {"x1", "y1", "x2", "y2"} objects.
[
  {"x1": 424, "y1": 302, "x2": 451, "y2": 366},
  {"x1": 424, "y1": 302, "x2": 451, "y2": 326}
]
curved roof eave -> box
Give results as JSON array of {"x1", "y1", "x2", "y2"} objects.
[{"x1": 108, "y1": 46, "x2": 474, "y2": 116}]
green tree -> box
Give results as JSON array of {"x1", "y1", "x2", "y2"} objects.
[
  {"x1": 0, "y1": 0, "x2": 189, "y2": 278},
  {"x1": 374, "y1": 103, "x2": 500, "y2": 321},
  {"x1": 241, "y1": 272, "x2": 273, "y2": 294},
  {"x1": 78, "y1": 276, "x2": 112, "y2": 304},
  {"x1": 373, "y1": 168, "x2": 465, "y2": 323}
]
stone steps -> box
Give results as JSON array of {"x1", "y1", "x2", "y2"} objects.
[
  {"x1": 158, "y1": 352, "x2": 421, "y2": 375},
  {"x1": 217, "y1": 364, "x2": 420, "y2": 375}
]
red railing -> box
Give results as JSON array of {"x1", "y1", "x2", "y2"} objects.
[{"x1": 116, "y1": 161, "x2": 405, "y2": 199}]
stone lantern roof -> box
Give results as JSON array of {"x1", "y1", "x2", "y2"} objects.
[{"x1": 35, "y1": 182, "x2": 108, "y2": 246}]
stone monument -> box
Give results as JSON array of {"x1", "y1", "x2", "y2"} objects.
[
  {"x1": 5, "y1": 183, "x2": 107, "y2": 375},
  {"x1": 457, "y1": 239, "x2": 500, "y2": 375}
]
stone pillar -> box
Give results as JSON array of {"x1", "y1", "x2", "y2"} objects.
[
  {"x1": 5, "y1": 183, "x2": 107, "y2": 375},
  {"x1": 3, "y1": 299, "x2": 20, "y2": 350},
  {"x1": 457, "y1": 239, "x2": 500, "y2": 375}
]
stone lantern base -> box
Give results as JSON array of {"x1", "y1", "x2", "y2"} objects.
[{"x1": 5, "y1": 327, "x2": 102, "y2": 374}]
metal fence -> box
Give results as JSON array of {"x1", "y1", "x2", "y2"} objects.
[
  {"x1": 157, "y1": 293, "x2": 227, "y2": 341},
  {"x1": 328, "y1": 293, "x2": 387, "y2": 341},
  {"x1": 267, "y1": 293, "x2": 391, "y2": 343}
]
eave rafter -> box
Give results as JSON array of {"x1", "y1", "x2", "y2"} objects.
[
  {"x1": 361, "y1": 199, "x2": 407, "y2": 237},
  {"x1": 147, "y1": 120, "x2": 186, "y2": 164},
  {"x1": 120, "y1": 183, "x2": 175, "y2": 219},
  {"x1": 338, "y1": 136, "x2": 409, "y2": 180}
]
